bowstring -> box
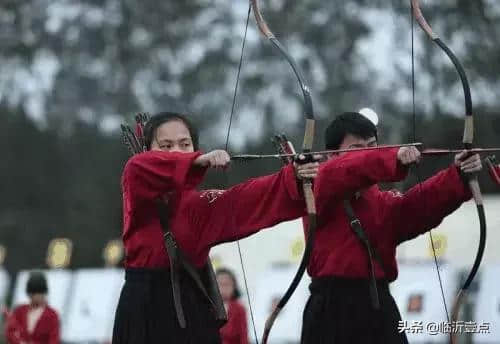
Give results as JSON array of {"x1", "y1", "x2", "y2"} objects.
[
  {"x1": 223, "y1": 3, "x2": 259, "y2": 343},
  {"x1": 409, "y1": 0, "x2": 451, "y2": 324}
]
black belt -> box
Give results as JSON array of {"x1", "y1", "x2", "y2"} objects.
[
  {"x1": 310, "y1": 275, "x2": 389, "y2": 293},
  {"x1": 125, "y1": 267, "x2": 170, "y2": 281}
]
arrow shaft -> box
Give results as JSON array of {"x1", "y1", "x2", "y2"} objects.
[
  {"x1": 231, "y1": 143, "x2": 423, "y2": 160},
  {"x1": 422, "y1": 148, "x2": 500, "y2": 155},
  {"x1": 232, "y1": 145, "x2": 500, "y2": 161}
]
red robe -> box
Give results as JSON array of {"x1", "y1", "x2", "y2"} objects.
[
  {"x1": 121, "y1": 150, "x2": 305, "y2": 268},
  {"x1": 307, "y1": 148, "x2": 471, "y2": 281},
  {"x1": 5, "y1": 305, "x2": 60, "y2": 344},
  {"x1": 220, "y1": 300, "x2": 248, "y2": 344}
]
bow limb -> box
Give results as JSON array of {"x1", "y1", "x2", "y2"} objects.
[
  {"x1": 249, "y1": 1, "x2": 316, "y2": 343},
  {"x1": 411, "y1": 1, "x2": 487, "y2": 342}
]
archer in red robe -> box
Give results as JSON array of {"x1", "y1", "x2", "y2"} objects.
[
  {"x1": 113, "y1": 112, "x2": 321, "y2": 344},
  {"x1": 300, "y1": 112, "x2": 482, "y2": 344},
  {"x1": 121, "y1": 150, "x2": 308, "y2": 269},
  {"x1": 309, "y1": 148, "x2": 471, "y2": 281}
]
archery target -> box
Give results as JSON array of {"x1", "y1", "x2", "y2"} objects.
[{"x1": 390, "y1": 262, "x2": 459, "y2": 343}]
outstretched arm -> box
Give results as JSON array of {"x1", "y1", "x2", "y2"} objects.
[
  {"x1": 314, "y1": 147, "x2": 411, "y2": 214},
  {"x1": 191, "y1": 163, "x2": 318, "y2": 247},
  {"x1": 384, "y1": 152, "x2": 481, "y2": 243}
]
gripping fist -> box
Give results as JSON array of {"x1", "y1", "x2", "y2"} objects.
[
  {"x1": 194, "y1": 150, "x2": 231, "y2": 169},
  {"x1": 294, "y1": 154, "x2": 321, "y2": 180},
  {"x1": 455, "y1": 151, "x2": 482, "y2": 174},
  {"x1": 397, "y1": 146, "x2": 421, "y2": 166}
]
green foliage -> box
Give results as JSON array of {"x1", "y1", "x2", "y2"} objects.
[{"x1": 0, "y1": 109, "x2": 127, "y2": 273}]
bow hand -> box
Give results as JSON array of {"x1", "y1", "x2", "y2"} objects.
[
  {"x1": 455, "y1": 151, "x2": 482, "y2": 175},
  {"x1": 293, "y1": 157, "x2": 320, "y2": 181}
]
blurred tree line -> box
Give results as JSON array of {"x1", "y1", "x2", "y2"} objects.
[{"x1": 0, "y1": 0, "x2": 499, "y2": 274}]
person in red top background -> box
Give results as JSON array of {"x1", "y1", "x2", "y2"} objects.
[
  {"x1": 300, "y1": 112, "x2": 483, "y2": 344},
  {"x1": 4, "y1": 272, "x2": 60, "y2": 344},
  {"x1": 217, "y1": 268, "x2": 248, "y2": 344},
  {"x1": 112, "y1": 111, "x2": 320, "y2": 344}
]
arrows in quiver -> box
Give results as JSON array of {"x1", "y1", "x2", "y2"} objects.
[{"x1": 121, "y1": 113, "x2": 150, "y2": 156}]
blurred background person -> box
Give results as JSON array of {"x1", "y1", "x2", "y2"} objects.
[
  {"x1": 4, "y1": 271, "x2": 60, "y2": 344},
  {"x1": 217, "y1": 268, "x2": 248, "y2": 344}
]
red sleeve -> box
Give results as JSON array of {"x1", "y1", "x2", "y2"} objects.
[
  {"x1": 5, "y1": 308, "x2": 23, "y2": 344},
  {"x1": 47, "y1": 310, "x2": 60, "y2": 344},
  {"x1": 382, "y1": 165, "x2": 472, "y2": 243},
  {"x1": 190, "y1": 164, "x2": 306, "y2": 247},
  {"x1": 315, "y1": 148, "x2": 408, "y2": 214},
  {"x1": 238, "y1": 303, "x2": 248, "y2": 344},
  {"x1": 124, "y1": 151, "x2": 205, "y2": 202}
]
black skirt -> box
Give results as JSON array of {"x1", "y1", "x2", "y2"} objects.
[
  {"x1": 112, "y1": 268, "x2": 221, "y2": 344},
  {"x1": 301, "y1": 277, "x2": 409, "y2": 344}
]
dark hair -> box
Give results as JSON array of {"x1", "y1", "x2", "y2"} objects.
[
  {"x1": 216, "y1": 268, "x2": 241, "y2": 300},
  {"x1": 26, "y1": 271, "x2": 48, "y2": 295},
  {"x1": 324, "y1": 112, "x2": 378, "y2": 150},
  {"x1": 144, "y1": 112, "x2": 199, "y2": 151}
]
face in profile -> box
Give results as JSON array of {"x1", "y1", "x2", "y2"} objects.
[
  {"x1": 217, "y1": 272, "x2": 235, "y2": 301},
  {"x1": 150, "y1": 119, "x2": 195, "y2": 153}
]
